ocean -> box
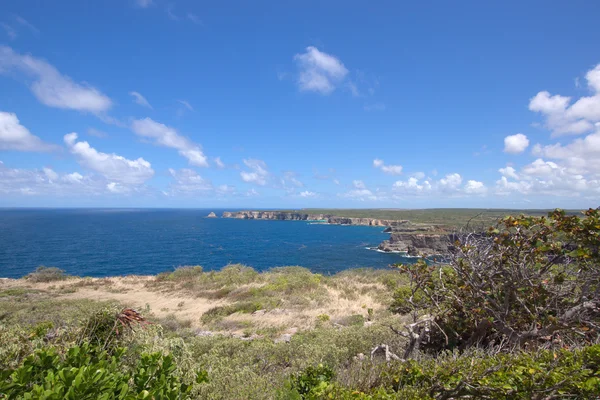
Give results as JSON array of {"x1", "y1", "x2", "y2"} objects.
[{"x1": 0, "y1": 209, "x2": 414, "y2": 279}]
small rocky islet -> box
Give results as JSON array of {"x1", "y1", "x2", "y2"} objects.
[{"x1": 221, "y1": 210, "x2": 453, "y2": 257}]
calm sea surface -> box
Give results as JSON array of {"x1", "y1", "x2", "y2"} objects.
[{"x1": 0, "y1": 209, "x2": 414, "y2": 278}]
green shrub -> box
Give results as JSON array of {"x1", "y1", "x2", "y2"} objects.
[
  {"x1": 289, "y1": 364, "x2": 335, "y2": 398},
  {"x1": 0, "y1": 343, "x2": 200, "y2": 399},
  {"x1": 24, "y1": 266, "x2": 69, "y2": 283},
  {"x1": 327, "y1": 345, "x2": 600, "y2": 399},
  {"x1": 157, "y1": 265, "x2": 204, "y2": 282},
  {"x1": 200, "y1": 301, "x2": 263, "y2": 324}
]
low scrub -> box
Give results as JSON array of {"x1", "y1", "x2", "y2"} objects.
[
  {"x1": 296, "y1": 345, "x2": 600, "y2": 399},
  {"x1": 24, "y1": 266, "x2": 69, "y2": 283}
]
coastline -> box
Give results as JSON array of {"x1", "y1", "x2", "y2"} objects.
[{"x1": 221, "y1": 210, "x2": 454, "y2": 257}]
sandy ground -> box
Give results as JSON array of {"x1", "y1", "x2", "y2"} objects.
[{"x1": 0, "y1": 276, "x2": 388, "y2": 333}]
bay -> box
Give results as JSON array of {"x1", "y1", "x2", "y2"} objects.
[{"x1": 0, "y1": 209, "x2": 413, "y2": 278}]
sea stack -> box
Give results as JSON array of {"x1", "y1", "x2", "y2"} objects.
[{"x1": 207, "y1": 212, "x2": 217, "y2": 218}]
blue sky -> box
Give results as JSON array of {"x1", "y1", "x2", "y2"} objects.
[{"x1": 1, "y1": 0, "x2": 599, "y2": 208}]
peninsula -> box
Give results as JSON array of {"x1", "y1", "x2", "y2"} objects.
[{"x1": 221, "y1": 210, "x2": 455, "y2": 256}]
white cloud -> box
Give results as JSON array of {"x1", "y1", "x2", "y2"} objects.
[
  {"x1": 438, "y1": 173, "x2": 462, "y2": 191},
  {"x1": 0, "y1": 111, "x2": 56, "y2": 151},
  {"x1": 0, "y1": 161, "x2": 136, "y2": 196},
  {"x1": 240, "y1": 159, "x2": 269, "y2": 185},
  {"x1": 294, "y1": 46, "x2": 349, "y2": 94},
  {"x1": 64, "y1": 132, "x2": 154, "y2": 185},
  {"x1": 529, "y1": 64, "x2": 600, "y2": 136},
  {"x1": 14, "y1": 15, "x2": 38, "y2": 33},
  {"x1": 373, "y1": 158, "x2": 403, "y2": 175},
  {"x1": 129, "y1": 91, "x2": 153, "y2": 109},
  {"x1": 214, "y1": 157, "x2": 225, "y2": 169},
  {"x1": 0, "y1": 46, "x2": 112, "y2": 113},
  {"x1": 246, "y1": 188, "x2": 259, "y2": 197},
  {"x1": 187, "y1": 13, "x2": 201, "y2": 24},
  {"x1": 43, "y1": 167, "x2": 58, "y2": 181},
  {"x1": 353, "y1": 180, "x2": 366, "y2": 189},
  {"x1": 504, "y1": 133, "x2": 529, "y2": 154},
  {"x1": 393, "y1": 177, "x2": 432, "y2": 194},
  {"x1": 494, "y1": 157, "x2": 600, "y2": 197},
  {"x1": 282, "y1": 171, "x2": 304, "y2": 188},
  {"x1": 167, "y1": 168, "x2": 212, "y2": 193},
  {"x1": 131, "y1": 118, "x2": 208, "y2": 167},
  {"x1": 531, "y1": 130, "x2": 600, "y2": 176},
  {"x1": 411, "y1": 172, "x2": 426, "y2": 180},
  {"x1": 499, "y1": 166, "x2": 519, "y2": 180},
  {"x1": 464, "y1": 180, "x2": 487, "y2": 195},
  {"x1": 177, "y1": 100, "x2": 194, "y2": 111},
  {"x1": 300, "y1": 190, "x2": 316, "y2": 197}
]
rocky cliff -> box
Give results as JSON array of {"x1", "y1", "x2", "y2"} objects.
[
  {"x1": 221, "y1": 211, "x2": 409, "y2": 227},
  {"x1": 378, "y1": 232, "x2": 457, "y2": 256},
  {"x1": 206, "y1": 212, "x2": 217, "y2": 218},
  {"x1": 221, "y1": 210, "x2": 454, "y2": 256}
]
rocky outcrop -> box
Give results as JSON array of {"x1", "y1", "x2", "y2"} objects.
[
  {"x1": 378, "y1": 232, "x2": 457, "y2": 256},
  {"x1": 206, "y1": 212, "x2": 217, "y2": 218},
  {"x1": 221, "y1": 211, "x2": 409, "y2": 227}
]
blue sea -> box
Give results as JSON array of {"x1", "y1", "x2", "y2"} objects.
[{"x1": 0, "y1": 209, "x2": 414, "y2": 279}]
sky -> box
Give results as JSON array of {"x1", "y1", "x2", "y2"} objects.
[{"x1": 0, "y1": 1, "x2": 599, "y2": 209}]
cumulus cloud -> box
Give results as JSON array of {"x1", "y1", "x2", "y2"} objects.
[
  {"x1": 392, "y1": 173, "x2": 484, "y2": 197},
  {"x1": 240, "y1": 159, "x2": 269, "y2": 185},
  {"x1": 495, "y1": 157, "x2": 600, "y2": 197},
  {"x1": 529, "y1": 64, "x2": 600, "y2": 136},
  {"x1": 393, "y1": 177, "x2": 432, "y2": 194},
  {"x1": 130, "y1": 118, "x2": 208, "y2": 167},
  {"x1": 300, "y1": 190, "x2": 316, "y2": 197},
  {"x1": 504, "y1": 133, "x2": 529, "y2": 154},
  {"x1": 0, "y1": 161, "x2": 137, "y2": 196},
  {"x1": 167, "y1": 168, "x2": 212, "y2": 193},
  {"x1": 0, "y1": 111, "x2": 56, "y2": 151},
  {"x1": 0, "y1": 46, "x2": 112, "y2": 113},
  {"x1": 531, "y1": 130, "x2": 600, "y2": 176},
  {"x1": 464, "y1": 180, "x2": 487, "y2": 195},
  {"x1": 373, "y1": 158, "x2": 403, "y2": 175},
  {"x1": 499, "y1": 166, "x2": 519, "y2": 180},
  {"x1": 129, "y1": 91, "x2": 153, "y2": 109},
  {"x1": 64, "y1": 133, "x2": 154, "y2": 185},
  {"x1": 294, "y1": 46, "x2": 349, "y2": 94},
  {"x1": 340, "y1": 180, "x2": 378, "y2": 200}
]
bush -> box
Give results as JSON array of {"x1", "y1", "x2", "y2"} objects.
[
  {"x1": 289, "y1": 364, "x2": 335, "y2": 398},
  {"x1": 0, "y1": 343, "x2": 199, "y2": 399},
  {"x1": 157, "y1": 265, "x2": 203, "y2": 281},
  {"x1": 24, "y1": 266, "x2": 69, "y2": 283},
  {"x1": 392, "y1": 208, "x2": 600, "y2": 354},
  {"x1": 326, "y1": 344, "x2": 600, "y2": 399}
]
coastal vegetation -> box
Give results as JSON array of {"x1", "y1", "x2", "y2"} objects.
[{"x1": 0, "y1": 208, "x2": 598, "y2": 398}]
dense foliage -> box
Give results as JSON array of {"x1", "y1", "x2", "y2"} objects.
[{"x1": 392, "y1": 208, "x2": 600, "y2": 354}]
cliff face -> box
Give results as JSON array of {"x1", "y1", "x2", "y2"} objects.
[
  {"x1": 221, "y1": 211, "x2": 409, "y2": 227},
  {"x1": 221, "y1": 210, "x2": 453, "y2": 256},
  {"x1": 378, "y1": 232, "x2": 456, "y2": 256}
]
